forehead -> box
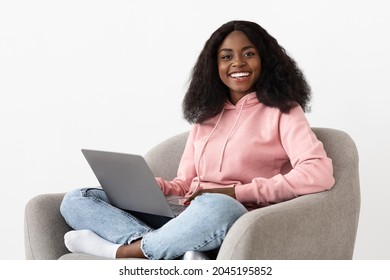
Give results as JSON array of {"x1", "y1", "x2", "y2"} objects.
[{"x1": 218, "y1": 30, "x2": 253, "y2": 50}]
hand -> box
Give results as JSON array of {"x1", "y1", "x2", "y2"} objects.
[{"x1": 184, "y1": 186, "x2": 236, "y2": 204}]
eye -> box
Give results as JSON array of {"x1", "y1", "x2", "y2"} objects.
[
  {"x1": 220, "y1": 54, "x2": 232, "y2": 61},
  {"x1": 244, "y1": 51, "x2": 256, "y2": 57}
]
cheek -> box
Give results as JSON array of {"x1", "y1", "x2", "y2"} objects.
[
  {"x1": 253, "y1": 60, "x2": 262, "y2": 79},
  {"x1": 218, "y1": 65, "x2": 228, "y2": 83}
]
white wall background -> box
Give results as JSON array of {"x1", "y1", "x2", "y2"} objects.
[{"x1": 0, "y1": 0, "x2": 389, "y2": 260}]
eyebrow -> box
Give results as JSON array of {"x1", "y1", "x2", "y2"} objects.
[{"x1": 218, "y1": 45, "x2": 256, "y2": 53}]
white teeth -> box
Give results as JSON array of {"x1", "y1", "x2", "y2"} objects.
[{"x1": 230, "y1": 72, "x2": 250, "y2": 78}]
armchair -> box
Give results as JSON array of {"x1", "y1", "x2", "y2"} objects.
[{"x1": 24, "y1": 127, "x2": 360, "y2": 259}]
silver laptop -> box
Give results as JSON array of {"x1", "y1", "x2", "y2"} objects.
[{"x1": 81, "y1": 149, "x2": 187, "y2": 218}]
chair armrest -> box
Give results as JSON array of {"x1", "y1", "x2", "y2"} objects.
[
  {"x1": 24, "y1": 193, "x2": 71, "y2": 259},
  {"x1": 217, "y1": 190, "x2": 353, "y2": 260}
]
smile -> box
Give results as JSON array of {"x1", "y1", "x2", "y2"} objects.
[{"x1": 229, "y1": 72, "x2": 250, "y2": 78}]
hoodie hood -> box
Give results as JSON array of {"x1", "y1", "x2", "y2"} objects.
[{"x1": 223, "y1": 92, "x2": 260, "y2": 110}]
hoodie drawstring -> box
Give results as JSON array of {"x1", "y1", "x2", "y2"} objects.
[
  {"x1": 195, "y1": 94, "x2": 250, "y2": 189},
  {"x1": 218, "y1": 98, "x2": 247, "y2": 171},
  {"x1": 195, "y1": 109, "x2": 225, "y2": 188}
]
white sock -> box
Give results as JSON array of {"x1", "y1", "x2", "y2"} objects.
[
  {"x1": 182, "y1": 251, "x2": 210, "y2": 260},
  {"x1": 64, "y1": 229, "x2": 122, "y2": 259}
]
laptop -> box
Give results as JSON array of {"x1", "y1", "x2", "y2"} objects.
[{"x1": 81, "y1": 149, "x2": 187, "y2": 218}]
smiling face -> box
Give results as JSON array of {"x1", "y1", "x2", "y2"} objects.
[{"x1": 217, "y1": 30, "x2": 261, "y2": 104}]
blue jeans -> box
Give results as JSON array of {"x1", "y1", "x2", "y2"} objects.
[{"x1": 60, "y1": 188, "x2": 247, "y2": 260}]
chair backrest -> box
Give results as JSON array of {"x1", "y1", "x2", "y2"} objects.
[{"x1": 144, "y1": 131, "x2": 189, "y2": 180}]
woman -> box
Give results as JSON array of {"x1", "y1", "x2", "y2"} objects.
[{"x1": 60, "y1": 20, "x2": 334, "y2": 260}]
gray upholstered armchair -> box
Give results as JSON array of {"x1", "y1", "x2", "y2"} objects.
[{"x1": 24, "y1": 127, "x2": 360, "y2": 260}]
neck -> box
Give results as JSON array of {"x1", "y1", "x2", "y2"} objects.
[{"x1": 229, "y1": 91, "x2": 253, "y2": 105}]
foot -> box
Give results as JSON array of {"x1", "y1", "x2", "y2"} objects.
[{"x1": 64, "y1": 229, "x2": 121, "y2": 259}]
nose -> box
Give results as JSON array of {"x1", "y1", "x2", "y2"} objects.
[{"x1": 232, "y1": 56, "x2": 245, "y2": 67}]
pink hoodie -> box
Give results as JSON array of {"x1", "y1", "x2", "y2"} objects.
[{"x1": 156, "y1": 92, "x2": 335, "y2": 209}]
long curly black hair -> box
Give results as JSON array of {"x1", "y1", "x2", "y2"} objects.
[{"x1": 183, "y1": 20, "x2": 311, "y2": 124}]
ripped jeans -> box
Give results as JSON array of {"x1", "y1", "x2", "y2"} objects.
[{"x1": 60, "y1": 188, "x2": 247, "y2": 259}]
